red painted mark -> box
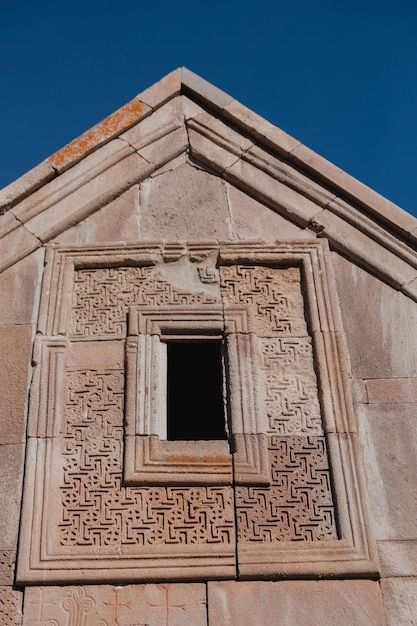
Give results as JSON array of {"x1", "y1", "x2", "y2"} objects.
[{"x1": 103, "y1": 587, "x2": 131, "y2": 626}]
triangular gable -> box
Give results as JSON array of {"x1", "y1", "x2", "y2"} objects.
[{"x1": 1, "y1": 67, "x2": 417, "y2": 302}]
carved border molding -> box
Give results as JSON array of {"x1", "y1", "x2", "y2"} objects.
[{"x1": 17, "y1": 240, "x2": 379, "y2": 583}]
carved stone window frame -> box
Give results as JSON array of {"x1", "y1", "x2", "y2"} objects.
[
  {"x1": 17, "y1": 240, "x2": 379, "y2": 584},
  {"x1": 124, "y1": 306, "x2": 233, "y2": 485}
]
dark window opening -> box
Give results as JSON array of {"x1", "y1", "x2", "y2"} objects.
[{"x1": 166, "y1": 341, "x2": 227, "y2": 441}]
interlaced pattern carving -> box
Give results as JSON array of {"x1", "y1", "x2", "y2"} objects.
[
  {"x1": 259, "y1": 338, "x2": 323, "y2": 435},
  {"x1": 220, "y1": 265, "x2": 308, "y2": 336},
  {"x1": 71, "y1": 267, "x2": 220, "y2": 338},
  {"x1": 60, "y1": 370, "x2": 234, "y2": 547},
  {"x1": 0, "y1": 587, "x2": 21, "y2": 626},
  {"x1": 236, "y1": 436, "x2": 337, "y2": 542}
]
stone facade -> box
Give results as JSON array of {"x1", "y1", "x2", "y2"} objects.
[{"x1": 1, "y1": 68, "x2": 416, "y2": 623}]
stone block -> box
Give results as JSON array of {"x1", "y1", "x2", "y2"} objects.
[
  {"x1": 225, "y1": 157, "x2": 322, "y2": 227},
  {"x1": 0, "y1": 586, "x2": 22, "y2": 625},
  {"x1": 357, "y1": 403, "x2": 417, "y2": 540},
  {"x1": 224, "y1": 99, "x2": 301, "y2": 157},
  {"x1": 0, "y1": 324, "x2": 33, "y2": 443},
  {"x1": 207, "y1": 580, "x2": 385, "y2": 626},
  {"x1": 350, "y1": 379, "x2": 367, "y2": 404},
  {"x1": 381, "y1": 578, "x2": 417, "y2": 626},
  {"x1": 0, "y1": 161, "x2": 55, "y2": 212},
  {"x1": 365, "y1": 378, "x2": 417, "y2": 404},
  {"x1": 140, "y1": 163, "x2": 232, "y2": 239},
  {"x1": 25, "y1": 152, "x2": 154, "y2": 243},
  {"x1": 314, "y1": 208, "x2": 417, "y2": 291},
  {"x1": 290, "y1": 142, "x2": 417, "y2": 240},
  {"x1": 53, "y1": 185, "x2": 141, "y2": 244},
  {"x1": 139, "y1": 126, "x2": 189, "y2": 169},
  {"x1": 15, "y1": 139, "x2": 133, "y2": 225},
  {"x1": 121, "y1": 96, "x2": 184, "y2": 150},
  {"x1": 0, "y1": 248, "x2": 44, "y2": 324},
  {"x1": 138, "y1": 67, "x2": 182, "y2": 109},
  {"x1": 226, "y1": 182, "x2": 313, "y2": 240},
  {"x1": 0, "y1": 208, "x2": 19, "y2": 239},
  {"x1": 187, "y1": 112, "x2": 253, "y2": 176},
  {"x1": 0, "y1": 444, "x2": 25, "y2": 550},
  {"x1": 245, "y1": 145, "x2": 337, "y2": 208},
  {"x1": 378, "y1": 540, "x2": 417, "y2": 577},
  {"x1": 23, "y1": 583, "x2": 207, "y2": 625},
  {"x1": 332, "y1": 252, "x2": 417, "y2": 378},
  {"x1": 0, "y1": 216, "x2": 40, "y2": 273},
  {"x1": 182, "y1": 67, "x2": 233, "y2": 112}
]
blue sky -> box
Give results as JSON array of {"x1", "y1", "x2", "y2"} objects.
[{"x1": 1, "y1": 0, "x2": 417, "y2": 216}]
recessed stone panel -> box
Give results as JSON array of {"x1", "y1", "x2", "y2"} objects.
[{"x1": 17, "y1": 241, "x2": 376, "y2": 582}]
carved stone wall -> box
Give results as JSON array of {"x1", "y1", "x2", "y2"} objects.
[{"x1": 17, "y1": 241, "x2": 377, "y2": 583}]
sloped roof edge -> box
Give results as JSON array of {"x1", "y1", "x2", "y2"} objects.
[{"x1": 1, "y1": 67, "x2": 417, "y2": 247}]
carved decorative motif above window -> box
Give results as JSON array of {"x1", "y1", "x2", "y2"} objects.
[{"x1": 17, "y1": 241, "x2": 378, "y2": 584}]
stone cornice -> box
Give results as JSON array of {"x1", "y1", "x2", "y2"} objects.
[{"x1": 1, "y1": 69, "x2": 417, "y2": 303}]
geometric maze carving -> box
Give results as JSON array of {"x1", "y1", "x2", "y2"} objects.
[
  {"x1": 259, "y1": 338, "x2": 323, "y2": 435},
  {"x1": 61, "y1": 369, "x2": 234, "y2": 548},
  {"x1": 220, "y1": 265, "x2": 308, "y2": 336},
  {"x1": 71, "y1": 267, "x2": 220, "y2": 339},
  {"x1": 236, "y1": 436, "x2": 337, "y2": 542}
]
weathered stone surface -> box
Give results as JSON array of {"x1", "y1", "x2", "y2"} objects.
[
  {"x1": 208, "y1": 580, "x2": 385, "y2": 626},
  {"x1": 357, "y1": 403, "x2": 417, "y2": 540},
  {"x1": 226, "y1": 183, "x2": 314, "y2": 240},
  {"x1": 313, "y1": 208, "x2": 417, "y2": 291},
  {"x1": 289, "y1": 141, "x2": 417, "y2": 240},
  {"x1": 187, "y1": 111, "x2": 253, "y2": 176},
  {"x1": 224, "y1": 99, "x2": 301, "y2": 157},
  {"x1": 0, "y1": 248, "x2": 44, "y2": 324},
  {"x1": 23, "y1": 583, "x2": 207, "y2": 625},
  {"x1": 0, "y1": 586, "x2": 22, "y2": 626},
  {"x1": 0, "y1": 445, "x2": 24, "y2": 550},
  {"x1": 225, "y1": 157, "x2": 322, "y2": 228},
  {"x1": 332, "y1": 252, "x2": 417, "y2": 378},
  {"x1": 381, "y1": 578, "x2": 417, "y2": 626},
  {"x1": 140, "y1": 163, "x2": 232, "y2": 239},
  {"x1": 0, "y1": 325, "x2": 33, "y2": 444},
  {"x1": 121, "y1": 96, "x2": 184, "y2": 150},
  {"x1": 8, "y1": 140, "x2": 152, "y2": 248},
  {"x1": 47, "y1": 99, "x2": 151, "y2": 172},
  {"x1": 365, "y1": 378, "x2": 417, "y2": 404},
  {"x1": 15, "y1": 139, "x2": 134, "y2": 225},
  {"x1": 53, "y1": 185, "x2": 141, "y2": 244},
  {"x1": 0, "y1": 161, "x2": 55, "y2": 213},
  {"x1": 0, "y1": 552, "x2": 15, "y2": 586},
  {"x1": 138, "y1": 67, "x2": 182, "y2": 109},
  {"x1": 378, "y1": 540, "x2": 417, "y2": 577},
  {"x1": 139, "y1": 125, "x2": 188, "y2": 169},
  {"x1": 182, "y1": 67, "x2": 233, "y2": 112},
  {"x1": 25, "y1": 153, "x2": 152, "y2": 243},
  {"x1": 0, "y1": 215, "x2": 40, "y2": 273}
]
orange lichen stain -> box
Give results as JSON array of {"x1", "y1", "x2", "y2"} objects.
[
  {"x1": 47, "y1": 99, "x2": 144, "y2": 170},
  {"x1": 166, "y1": 454, "x2": 231, "y2": 464}
]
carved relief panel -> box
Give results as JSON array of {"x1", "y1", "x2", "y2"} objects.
[{"x1": 17, "y1": 241, "x2": 378, "y2": 583}]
